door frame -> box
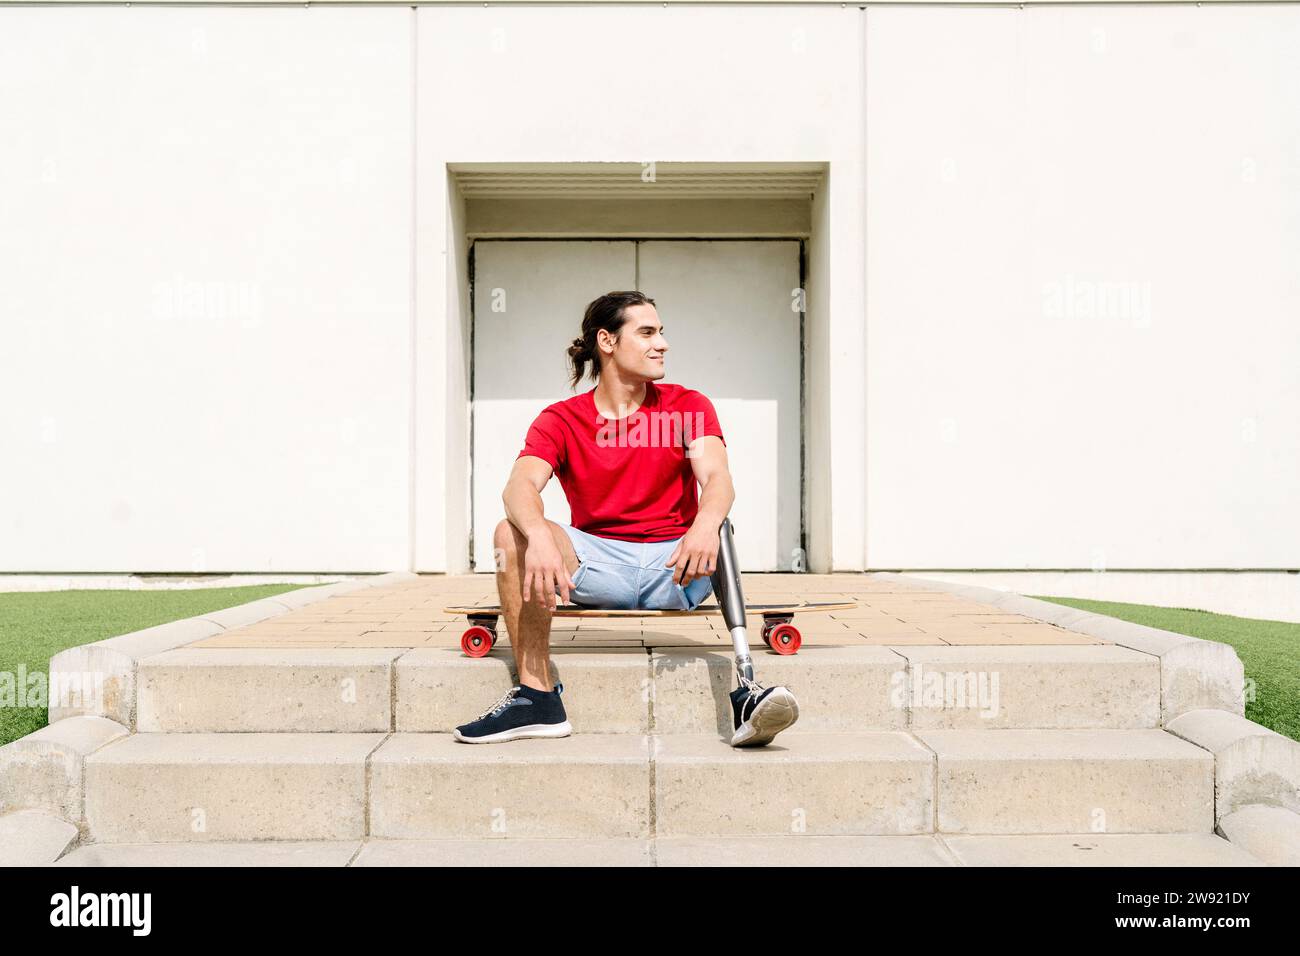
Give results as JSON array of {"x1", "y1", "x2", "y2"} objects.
[{"x1": 414, "y1": 161, "x2": 864, "y2": 574}]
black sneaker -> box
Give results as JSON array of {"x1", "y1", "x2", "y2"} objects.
[
  {"x1": 453, "y1": 682, "x2": 572, "y2": 744},
  {"x1": 729, "y1": 674, "x2": 799, "y2": 747}
]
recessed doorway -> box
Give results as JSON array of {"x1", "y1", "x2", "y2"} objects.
[{"x1": 470, "y1": 237, "x2": 804, "y2": 572}]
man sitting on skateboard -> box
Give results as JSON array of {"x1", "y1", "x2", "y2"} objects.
[{"x1": 454, "y1": 290, "x2": 800, "y2": 747}]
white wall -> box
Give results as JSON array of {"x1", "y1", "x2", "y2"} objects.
[
  {"x1": 0, "y1": 7, "x2": 414, "y2": 572},
  {"x1": 2, "y1": 3, "x2": 1296, "y2": 586},
  {"x1": 865, "y1": 4, "x2": 1300, "y2": 570}
]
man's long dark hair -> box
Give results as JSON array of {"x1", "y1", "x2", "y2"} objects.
[{"x1": 567, "y1": 291, "x2": 656, "y2": 390}]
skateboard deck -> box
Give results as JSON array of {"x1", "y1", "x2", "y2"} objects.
[
  {"x1": 445, "y1": 601, "x2": 856, "y2": 657},
  {"x1": 443, "y1": 601, "x2": 856, "y2": 618}
]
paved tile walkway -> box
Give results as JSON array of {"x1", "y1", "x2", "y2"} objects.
[{"x1": 188, "y1": 574, "x2": 1109, "y2": 650}]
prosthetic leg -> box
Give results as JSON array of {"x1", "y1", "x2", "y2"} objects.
[
  {"x1": 708, "y1": 517, "x2": 799, "y2": 746},
  {"x1": 709, "y1": 516, "x2": 754, "y2": 684}
]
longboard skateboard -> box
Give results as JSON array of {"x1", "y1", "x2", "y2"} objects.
[{"x1": 443, "y1": 601, "x2": 858, "y2": 658}]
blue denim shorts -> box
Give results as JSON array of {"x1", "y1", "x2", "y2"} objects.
[{"x1": 557, "y1": 524, "x2": 714, "y2": 611}]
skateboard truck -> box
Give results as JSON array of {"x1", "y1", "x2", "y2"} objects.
[{"x1": 708, "y1": 516, "x2": 754, "y2": 684}]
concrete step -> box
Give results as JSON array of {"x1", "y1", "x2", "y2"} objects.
[
  {"x1": 653, "y1": 834, "x2": 953, "y2": 865},
  {"x1": 83, "y1": 732, "x2": 385, "y2": 842},
  {"x1": 137, "y1": 649, "x2": 401, "y2": 732},
  {"x1": 650, "y1": 647, "x2": 907, "y2": 734},
  {"x1": 57, "y1": 841, "x2": 362, "y2": 867},
  {"x1": 369, "y1": 733, "x2": 650, "y2": 840},
  {"x1": 396, "y1": 648, "x2": 652, "y2": 734},
  {"x1": 73, "y1": 727, "x2": 1217, "y2": 843},
  {"x1": 0, "y1": 810, "x2": 79, "y2": 866},
  {"x1": 354, "y1": 838, "x2": 653, "y2": 866},
  {"x1": 133, "y1": 644, "x2": 1162, "y2": 734},
  {"x1": 918, "y1": 729, "x2": 1214, "y2": 834},
  {"x1": 939, "y1": 833, "x2": 1263, "y2": 866},
  {"x1": 50, "y1": 833, "x2": 1261, "y2": 866},
  {"x1": 1217, "y1": 805, "x2": 1300, "y2": 867},
  {"x1": 888, "y1": 645, "x2": 1159, "y2": 730},
  {"x1": 652, "y1": 732, "x2": 935, "y2": 837},
  {"x1": 652, "y1": 645, "x2": 1158, "y2": 733}
]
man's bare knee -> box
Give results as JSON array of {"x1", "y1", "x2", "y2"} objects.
[
  {"x1": 492, "y1": 519, "x2": 577, "y2": 576},
  {"x1": 493, "y1": 519, "x2": 526, "y2": 573}
]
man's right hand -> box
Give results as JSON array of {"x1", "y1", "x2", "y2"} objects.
[{"x1": 521, "y1": 534, "x2": 576, "y2": 611}]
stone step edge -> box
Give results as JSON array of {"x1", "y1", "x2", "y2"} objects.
[
  {"x1": 48, "y1": 832, "x2": 1265, "y2": 867},
  {"x1": 45, "y1": 571, "x2": 418, "y2": 728},
  {"x1": 871, "y1": 572, "x2": 1244, "y2": 722},
  {"x1": 131, "y1": 643, "x2": 1164, "y2": 733},
  {"x1": 55, "y1": 729, "x2": 1222, "y2": 843}
]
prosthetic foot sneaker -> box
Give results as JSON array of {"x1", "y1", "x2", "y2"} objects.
[
  {"x1": 453, "y1": 682, "x2": 571, "y2": 743},
  {"x1": 729, "y1": 674, "x2": 799, "y2": 747}
]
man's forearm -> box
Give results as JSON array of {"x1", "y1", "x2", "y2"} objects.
[
  {"x1": 693, "y1": 474, "x2": 735, "y2": 531},
  {"x1": 502, "y1": 480, "x2": 551, "y2": 540}
]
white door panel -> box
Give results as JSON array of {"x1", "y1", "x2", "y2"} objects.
[
  {"x1": 711, "y1": 397, "x2": 781, "y2": 569},
  {"x1": 637, "y1": 241, "x2": 802, "y2": 571},
  {"x1": 471, "y1": 241, "x2": 635, "y2": 570}
]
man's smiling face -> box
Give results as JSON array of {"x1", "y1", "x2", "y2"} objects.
[{"x1": 602, "y1": 302, "x2": 669, "y2": 381}]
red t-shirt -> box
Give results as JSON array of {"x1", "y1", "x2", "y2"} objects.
[{"x1": 516, "y1": 381, "x2": 726, "y2": 542}]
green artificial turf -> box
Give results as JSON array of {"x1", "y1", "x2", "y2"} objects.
[
  {"x1": 1032, "y1": 595, "x2": 1299, "y2": 742},
  {"x1": 0, "y1": 584, "x2": 314, "y2": 746}
]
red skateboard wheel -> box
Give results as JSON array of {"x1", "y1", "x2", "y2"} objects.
[
  {"x1": 461, "y1": 625, "x2": 495, "y2": 658},
  {"x1": 767, "y1": 623, "x2": 801, "y2": 655}
]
